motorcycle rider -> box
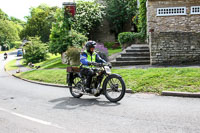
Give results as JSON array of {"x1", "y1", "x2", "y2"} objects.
[
  {"x1": 80, "y1": 41, "x2": 106, "y2": 92},
  {"x1": 4, "y1": 52, "x2": 7, "y2": 60}
]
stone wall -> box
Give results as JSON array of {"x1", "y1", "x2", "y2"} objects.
[
  {"x1": 147, "y1": 0, "x2": 200, "y2": 33},
  {"x1": 147, "y1": 0, "x2": 200, "y2": 65},
  {"x1": 150, "y1": 32, "x2": 200, "y2": 65}
]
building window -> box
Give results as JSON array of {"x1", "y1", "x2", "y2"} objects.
[
  {"x1": 191, "y1": 6, "x2": 200, "y2": 14},
  {"x1": 157, "y1": 7, "x2": 186, "y2": 16}
]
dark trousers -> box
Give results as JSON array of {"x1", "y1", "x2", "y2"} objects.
[{"x1": 80, "y1": 68, "x2": 95, "y2": 88}]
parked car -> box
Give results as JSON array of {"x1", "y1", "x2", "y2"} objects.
[{"x1": 17, "y1": 49, "x2": 23, "y2": 56}]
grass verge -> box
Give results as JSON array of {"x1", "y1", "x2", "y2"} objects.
[
  {"x1": 16, "y1": 69, "x2": 66, "y2": 85},
  {"x1": 16, "y1": 67, "x2": 200, "y2": 93},
  {"x1": 108, "y1": 48, "x2": 122, "y2": 56},
  {"x1": 5, "y1": 59, "x2": 18, "y2": 71}
]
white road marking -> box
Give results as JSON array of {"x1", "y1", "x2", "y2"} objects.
[{"x1": 0, "y1": 107, "x2": 65, "y2": 129}]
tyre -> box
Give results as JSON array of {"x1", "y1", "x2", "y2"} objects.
[
  {"x1": 69, "y1": 76, "x2": 83, "y2": 98},
  {"x1": 103, "y1": 74, "x2": 126, "y2": 102}
]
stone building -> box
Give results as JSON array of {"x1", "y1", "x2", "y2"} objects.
[{"x1": 147, "y1": 0, "x2": 200, "y2": 65}]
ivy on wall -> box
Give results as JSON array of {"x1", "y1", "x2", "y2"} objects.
[{"x1": 137, "y1": 0, "x2": 147, "y2": 39}]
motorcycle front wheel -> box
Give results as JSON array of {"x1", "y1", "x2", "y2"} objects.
[
  {"x1": 103, "y1": 74, "x2": 126, "y2": 102},
  {"x1": 69, "y1": 76, "x2": 83, "y2": 98}
]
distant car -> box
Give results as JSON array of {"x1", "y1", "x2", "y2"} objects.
[{"x1": 17, "y1": 49, "x2": 23, "y2": 56}]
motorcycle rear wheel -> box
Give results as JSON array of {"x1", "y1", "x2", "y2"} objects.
[
  {"x1": 103, "y1": 74, "x2": 126, "y2": 102},
  {"x1": 69, "y1": 77, "x2": 83, "y2": 98}
]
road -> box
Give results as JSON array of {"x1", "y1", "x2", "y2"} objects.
[{"x1": 0, "y1": 51, "x2": 200, "y2": 133}]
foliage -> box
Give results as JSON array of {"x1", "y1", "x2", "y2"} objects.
[
  {"x1": 23, "y1": 37, "x2": 48, "y2": 64},
  {"x1": 68, "y1": 30, "x2": 88, "y2": 48},
  {"x1": 104, "y1": 42, "x2": 115, "y2": 49},
  {"x1": 95, "y1": 43, "x2": 108, "y2": 61},
  {"x1": 137, "y1": 0, "x2": 147, "y2": 39},
  {"x1": 9, "y1": 16, "x2": 26, "y2": 27},
  {"x1": 66, "y1": 47, "x2": 81, "y2": 65},
  {"x1": 0, "y1": 20, "x2": 20, "y2": 49},
  {"x1": 49, "y1": 8, "x2": 88, "y2": 54},
  {"x1": 20, "y1": 4, "x2": 57, "y2": 42},
  {"x1": 12, "y1": 41, "x2": 22, "y2": 49},
  {"x1": 118, "y1": 32, "x2": 143, "y2": 46},
  {"x1": 72, "y1": 1, "x2": 105, "y2": 36},
  {"x1": 104, "y1": 0, "x2": 137, "y2": 38},
  {"x1": 0, "y1": 9, "x2": 23, "y2": 49},
  {"x1": 0, "y1": 9, "x2": 8, "y2": 20}
]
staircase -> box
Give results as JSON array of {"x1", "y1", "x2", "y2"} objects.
[{"x1": 111, "y1": 44, "x2": 150, "y2": 66}]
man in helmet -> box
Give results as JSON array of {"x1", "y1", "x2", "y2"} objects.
[{"x1": 80, "y1": 41, "x2": 106, "y2": 92}]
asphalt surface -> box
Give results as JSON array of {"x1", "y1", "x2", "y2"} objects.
[{"x1": 1, "y1": 51, "x2": 200, "y2": 133}]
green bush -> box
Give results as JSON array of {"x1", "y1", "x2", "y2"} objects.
[
  {"x1": 12, "y1": 41, "x2": 22, "y2": 49},
  {"x1": 104, "y1": 42, "x2": 115, "y2": 49},
  {"x1": 118, "y1": 32, "x2": 144, "y2": 49},
  {"x1": 23, "y1": 37, "x2": 48, "y2": 64},
  {"x1": 118, "y1": 32, "x2": 134, "y2": 45},
  {"x1": 66, "y1": 47, "x2": 81, "y2": 65},
  {"x1": 68, "y1": 30, "x2": 88, "y2": 48},
  {"x1": 72, "y1": 1, "x2": 105, "y2": 36}
]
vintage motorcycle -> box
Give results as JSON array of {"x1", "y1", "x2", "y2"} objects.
[
  {"x1": 67, "y1": 63, "x2": 126, "y2": 102},
  {"x1": 4, "y1": 54, "x2": 7, "y2": 60}
]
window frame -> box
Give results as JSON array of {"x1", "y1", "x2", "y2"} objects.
[
  {"x1": 191, "y1": 6, "x2": 200, "y2": 14},
  {"x1": 157, "y1": 7, "x2": 187, "y2": 16}
]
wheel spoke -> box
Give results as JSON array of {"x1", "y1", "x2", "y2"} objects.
[{"x1": 106, "y1": 77, "x2": 123, "y2": 99}]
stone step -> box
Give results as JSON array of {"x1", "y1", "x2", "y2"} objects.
[
  {"x1": 131, "y1": 46, "x2": 149, "y2": 49},
  {"x1": 131, "y1": 44, "x2": 149, "y2": 49},
  {"x1": 111, "y1": 61, "x2": 150, "y2": 66},
  {"x1": 131, "y1": 44, "x2": 149, "y2": 47},
  {"x1": 121, "y1": 52, "x2": 150, "y2": 57},
  {"x1": 116, "y1": 57, "x2": 150, "y2": 61},
  {"x1": 126, "y1": 49, "x2": 149, "y2": 52}
]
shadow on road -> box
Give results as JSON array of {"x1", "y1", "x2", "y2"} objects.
[{"x1": 49, "y1": 97, "x2": 120, "y2": 110}]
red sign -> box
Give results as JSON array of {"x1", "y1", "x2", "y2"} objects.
[{"x1": 65, "y1": 5, "x2": 76, "y2": 17}]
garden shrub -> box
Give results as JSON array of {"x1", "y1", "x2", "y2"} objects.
[
  {"x1": 12, "y1": 41, "x2": 22, "y2": 49},
  {"x1": 68, "y1": 30, "x2": 88, "y2": 48},
  {"x1": 118, "y1": 32, "x2": 144, "y2": 49},
  {"x1": 66, "y1": 47, "x2": 81, "y2": 65},
  {"x1": 23, "y1": 37, "x2": 48, "y2": 64},
  {"x1": 104, "y1": 42, "x2": 115, "y2": 49}
]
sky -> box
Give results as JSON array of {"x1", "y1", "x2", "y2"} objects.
[{"x1": 0, "y1": 0, "x2": 77, "y2": 21}]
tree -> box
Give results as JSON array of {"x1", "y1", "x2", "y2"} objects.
[
  {"x1": 104, "y1": 0, "x2": 137, "y2": 38},
  {"x1": 9, "y1": 16, "x2": 26, "y2": 27},
  {"x1": 0, "y1": 9, "x2": 8, "y2": 20},
  {"x1": 72, "y1": 1, "x2": 105, "y2": 37},
  {"x1": 0, "y1": 20, "x2": 19, "y2": 48},
  {"x1": 23, "y1": 37, "x2": 48, "y2": 63},
  {"x1": 49, "y1": 8, "x2": 87, "y2": 55},
  {"x1": 20, "y1": 4, "x2": 57, "y2": 42}
]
